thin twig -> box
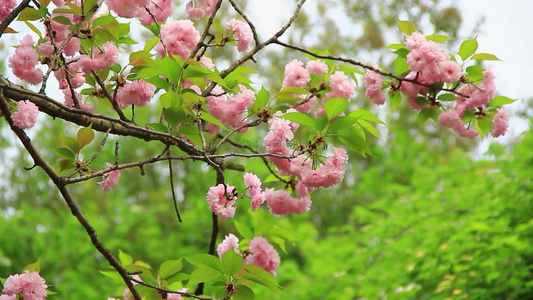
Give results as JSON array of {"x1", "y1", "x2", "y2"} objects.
[{"x1": 130, "y1": 277, "x2": 232, "y2": 300}]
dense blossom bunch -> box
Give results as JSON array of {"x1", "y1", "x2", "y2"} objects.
[
  {"x1": 9, "y1": 35, "x2": 43, "y2": 85},
  {"x1": 404, "y1": 32, "x2": 462, "y2": 84},
  {"x1": 364, "y1": 70, "x2": 386, "y2": 105},
  {"x1": 39, "y1": 9, "x2": 80, "y2": 56},
  {"x1": 185, "y1": 0, "x2": 218, "y2": 19},
  {"x1": 1, "y1": 270, "x2": 47, "y2": 300},
  {"x1": 306, "y1": 60, "x2": 329, "y2": 74},
  {"x1": 490, "y1": 108, "x2": 510, "y2": 137},
  {"x1": 98, "y1": 163, "x2": 121, "y2": 190},
  {"x1": 205, "y1": 84, "x2": 255, "y2": 133},
  {"x1": 116, "y1": 80, "x2": 156, "y2": 108},
  {"x1": 206, "y1": 184, "x2": 237, "y2": 219},
  {"x1": 136, "y1": 0, "x2": 174, "y2": 25},
  {"x1": 216, "y1": 235, "x2": 280, "y2": 276},
  {"x1": 226, "y1": 18, "x2": 252, "y2": 52},
  {"x1": 106, "y1": 0, "x2": 150, "y2": 18},
  {"x1": 78, "y1": 42, "x2": 119, "y2": 73},
  {"x1": 217, "y1": 233, "x2": 240, "y2": 259},
  {"x1": 244, "y1": 236, "x2": 281, "y2": 276},
  {"x1": 11, "y1": 100, "x2": 39, "y2": 129},
  {"x1": 0, "y1": 0, "x2": 16, "y2": 21},
  {"x1": 156, "y1": 20, "x2": 200, "y2": 59},
  {"x1": 243, "y1": 173, "x2": 266, "y2": 210},
  {"x1": 282, "y1": 59, "x2": 310, "y2": 88},
  {"x1": 264, "y1": 188, "x2": 311, "y2": 215}
]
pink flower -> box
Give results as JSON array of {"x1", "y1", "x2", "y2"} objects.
[
  {"x1": 282, "y1": 59, "x2": 310, "y2": 88},
  {"x1": 11, "y1": 100, "x2": 39, "y2": 129},
  {"x1": 94, "y1": 41, "x2": 119, "y2": 69},
  {"x1": 217, "y1": 233, "x2": 240, "y2": 259},
  {"x1": 98, "y1": 163, "x2": 121, "y2": 190},
  {"x1": 167, "y1": 288, "x2": 188, "y2": 300},
  {"x1": 439, "y1": 60, "x2": 462, "y2": 83},
  {"x1": 2, "y1": 270, "x2": 47, "y2": 300},
  {"x1": 185, "y1": 0, "x2": 218, "y2": 19},
  {"x1": 116, "y1": 80, "x2": 156, "y2": 108},
  {"x1": 137, "y1": 0, "x2": 174, "y2": 25},
  {"x1": 156, "y1": 20, "x2": 200, "y2": 60},
  {"x1": 0, "y1": 294, "x2": 16, "y2": 300},
  {"x1": 306, "y1": 60, "x2": 328, "y2": 74},
  {"x1": 206, "y1": 84, "x2": 255, "y2": 132},
  {"x1": 243, "y1": 173, "x2": 265, "y2": 210},
  {"x1": 244, "y1": 236, "x2": 280, "y2": 276},
  {"x1": 364, "y1": 69, "x2": 386, "y2": 105},
  {"x1": 106, "y1": 0, "x2": 150, "y2": 18},
  {"x1": 438, "y1": 109, "x2": 478, "y2": 139},
  {"x1": 0, "y1": 0, "x2": 16, "y2": 21},
  {"x1": 327, "y1": 71, "x2": 354, "y2": 99},
  {"x1": 265, "y1": 188, "x2": 311, "y2": 215},
  {"x1": 63, "y1": 89, "x2": 95, "y2": 112},
  {"x1": 227, "y1": 18, "x2": 252, "y2": 52},
  {"x1": 300, "y1": 148, "x2": 348, "y2": 189},
  {"x1": 490, "y1": 108, "x2": 510, "y2": 138},
  {"x1": 206, "y1": 184, "x2": 237, "y2": 219},
  {"x1": 55, "y1": 60, "x2": 85, "y2": 89},
  {"x1": 9, "y1": 35, "x2": 43, "y2": 85}
]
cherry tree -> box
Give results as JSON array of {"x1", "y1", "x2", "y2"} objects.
[{"x1": 0, "y1": 0, "x2": 514, "y2": 299}]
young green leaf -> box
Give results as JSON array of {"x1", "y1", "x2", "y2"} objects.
[
  {"x1": 187, "y1": 254, "x2": 225, "y2": 275},
  {"x1": 487, "y1": 95, "x2": 516, "y2": 107},
  {"x1": 234, "y1": 219, "x2": 253, "y2": 239},
  {"x1": 159, "y1": 259, "x2": 183, "y2": 279},
  {"x1": 398, "y1": 20, "x2": 416, "y2": 35},
  {"x1": 50, "y1": 147, "x2": 76, "y2": 160},
  {"x1": 119, "y1": 249, "x2": 133, "y2": 266},
  {"x1": 77, "y1": 125, "x2": 94, "y2": 149},
  {"x1": 222, "y1": 250, "x2": 243, "y2": 276},
  {"x1": 471, "y1": 53, "x2": 500, "y2": 61},
  {"x1": 279, "y1": 112, "x2": 315, "y2": 129},
  {"x1": 458, "y1": 38, "x2": 478, "y2": 61},
  {"x1": 324, "y1": 98, "x2": 349, "y2": 120}
]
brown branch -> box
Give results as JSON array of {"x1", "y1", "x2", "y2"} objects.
[
  {"x1": 0, "y1": 0, "x2": 31, "y2": 38},
  {"x1": 0, "y1": 90, "x2": 141, "y2": 300},
  {"x1": 130, "y1": 277, "x2": 232, "y2": 300},
  {"x1": 272, "y1": 39, "x2": 470, "y2": 98},
  {"x1": 227, "y1": 0, "x2": 260, "y2": 46},
  {"x1": 188, "y1": 0, "x2": 225, "y2": 60},
  {"x1": 91, "y1": 70, "x2": 129, "y2": 121}
]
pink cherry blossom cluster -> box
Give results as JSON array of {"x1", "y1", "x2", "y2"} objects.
[
  {"x1": 0, "y1": 0, "x2": 16, "y2": 21},
  {"x1": 38, "y1": 9, "x2": 80, "y2": 57},
  {"x1": 226, "y1": 18, "x2": 252, "y2": 52},
  {"x1": 156, "y1": 20, "x2": 200, "y2": 60},
  {"x1": 9, "y1": 35, "x2": 43, "y2": 85},
  {"x1": 11, "y1": 100, "x2": 39, "y2": 130},
  {"x1": 364, "y1": 70, "x2": 386, "y2": 105},
  {"x1": 205, "y1": 84, "x2": 255, "y2": 133},
  {"x1": 98, "y1": 163, "x2": 121, "y2": 190},
  {"x1": 315, "y1": 71, "x2": 355, "y2": 118},
  {"x1": 106, "y1": 0, "x2": 173, "y2": 25},
  {"x1": 261, "y1": 115, "x2": 349, "y2": 214},
  {"x1": 185, "y1": 0, "x2": 219, "y2": 19},
  {"x1": 243, "y1": 173, "x2": 266, "y2": 210},
  {"x1": 1, "y1": 270, "x2": 47, "y2": 300},
  {"x1": 206, "y1": 184, "x2": 237, "y2": 219},
  {"x1": 116, "y1": 80, "x2": 156, "y2": 109},
  {"x1": 78, "y1": 41, "x2": 119, "y2": 74},
  {"x1": 438, "y1": 69, "x2": 506, "y2": 138},
  {"x1": 217, "y1": 234, "x2": 280, "y2": 276},
  {"x1": 404, "y1": 32, "x2": 462, "y2": 84}
]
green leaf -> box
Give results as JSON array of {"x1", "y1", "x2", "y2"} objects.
[
  {"x1": 159, "y1": 259, "x2": 183, "y2": 279},
  {"x1": 357, "y1": 119, "x2": 380, "y2": 138},
  {"x1": 200, "y1": 111, "x2": 227, "y2": 130},
  {"x1": 254, "y1": 87, "x2": 269, "y2": 111},
  {"x1": 279, "y1": 112, "x2": 315, "y2": 129},
  {"x1": 160, "y1": 56, "x2": 183, "y2": 84},
  {"x1": 61, "y1": 135, "x2": 81, "y2": 154},
  {"x1": 124, "y1": 264, "x2": 153, "y2": 278},
  {"x1": 186, "y1": 254, "x2": 225, "y2": 275},
  {"x1": 487, "y1": 95, "x2": 516, "y2": 107},
  {"x1": 234, "y1": 219, "x2": 253, "y2": 239},
  {"x1": 100, "y1": 270, "x2": 122, "y2": 280},
  {"x1": 56, "y1": 158, "x2": 74, "y2": 173},
  {"x1": 164, "y1": 107, "x2": 186, "y2": 126},
  {"x1": 24, "y1": 260, "x2": 40, "y2": 272},
  {"x1": 222, "y1": 250, "x2": 243, "y2": 276},
  {"x1": 50, "y1": 147, "x2": 76, "y2": 160},
  {"x1": 77, "y1": 125, "x2": 94, "y2": 149},
  {"x1": 144, "y1": 36, "x2": 160, "y2": 52},
  {"x1": 458, "y1": 38, "x2": 478, "y2": 61},
  {"x1": 242, "y1": 264, "x2": 279, "y2": 290},
  {"x1": 187, "y1": 266, "x2": 222, "y2": 287},
  {"x1": 471, "y1": 53, "x2": 500, "y2": 61},
  {"x1": 83, "y1": 0, "x2": 97, "y2": 15},
  {"x1": 425, "y1": 34, "x2": 453, "y2": 43},
  {"x1": 337, "y1": 125, "x2": 371, "y2": 157},
  {"x1": 53, "y1": 16, "x2": 71, "y2": 25},
  {"x1": 146, "y1": 123, "x2": 169, "y2": 133},
  {"x1": 475, "y1": 116, "x2": 492, "y2": 136},
  {"x1": 23, "y1": 21, "x2": 42, "y2": 38},
  {"x1": 93, "y1": 14, "x2": 115, "y2": 27},
  {"x1": 437, "y1": 93, "x2": 457, "y2": 101},
  {"x1": 17, "y1": 7, "x2": 42, "y2": 21},
  {"x1": 389, "y1": 91, "x2": 401, "y2": 110},
  {"x1": 327, "y1": 116, "x2": 358, "y2": 133},
  {"x1": 394, "y1": 56, "x2": 410, "y2": 76},
  {"x1": 233, "y1": 285, "x2": 255, "y2": 300},
  {"x1": 277, "y1": 86, "x2": 308, "y2": 95},
  {"x1": 119, "y1": 249, "x2": 133, "y2": 265},
  {"x1": 417, "y1": 108, "x2": 439, "y2": 124},
  {"x1": 349, "y1": 109, "x2": 384, "y2": 124},
  {"x1": 314, "y1": 114, "x2": 328, "y2": 131},
  {"x1": 394, "y1": 48, "x2": 410, "y2": 58},
  {"x1": 324, "y1": 98, "x2": 349, "y2": 120},
  {"x1": 398, "y1": 20, "x2": 416, "y2": 35}
]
